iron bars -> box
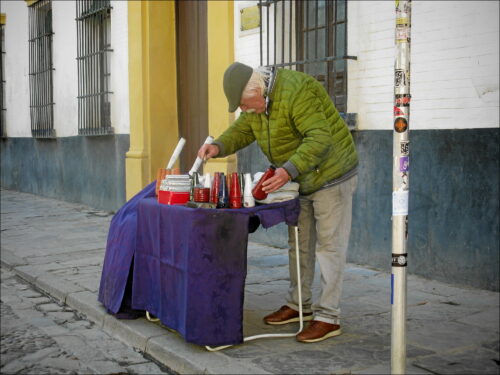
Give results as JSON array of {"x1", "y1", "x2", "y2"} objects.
[
  {"x1": 76, "y1": 0, "x2": 113, "y2": 136},
  {"x1": 28, "y1": 0, "x2": 55, "y2": 138},
  {"x1": 259, "y1": 0, "x2": 356, "y2": 113}
]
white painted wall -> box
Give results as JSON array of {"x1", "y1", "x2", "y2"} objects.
[
  {"x1": 235, "y1": 1, "x2": 499, "y2": 131},
  {"x1": 348, "y1": 0, "x2": 499, "y2": 130},
  {"x1": 233, "y1": 0, "x2": 261, "y2": 119},
  {"x1": 3, "y1": 2, "x2": 31, "y2": 137},
  {"x1": 2, "y1": 0, "x2": 129, "y2": 137},
  {"x1": 110, "y1": 0, "x2": 129, "y2": 134},
  {"x1": 52, "y1": 1, "x2": 78, "y2": 137},
  {"x1": 411, "y1": 1, "x2": 499, "y2": 130},
  {"x1": 234, "y1": 1, "x2": 262, "y2": 69},
  {"x1": 347, "y1": 0, "x2": 394, "y2": 130}
]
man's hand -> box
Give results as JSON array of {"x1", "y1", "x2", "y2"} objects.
[
  {"x1": 262, "y1": 167, "x2": 291, "y2": 194},
  {"x1": 198, "y1": 144, "x2": 220, "y2": 161}
]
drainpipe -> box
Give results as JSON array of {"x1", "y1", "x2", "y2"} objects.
[{"x1": 392, "y1": 0, "x2": 411, "y2": 374}]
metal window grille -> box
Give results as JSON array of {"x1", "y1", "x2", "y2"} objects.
[
  {"x1": 28, "y1": 0, "x2": 55, "y2": 138},
  {"x1": 1, "y1": 22, "x2": 6, "y2": 137},
  {"x1": 259, "y1": 0, "x2": 356, "y2": 113},
  {"x1": 76, "y1": 0, "x2": 113, "y2": 136}
]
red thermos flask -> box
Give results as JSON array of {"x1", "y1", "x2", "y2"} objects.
[
  {"x1": 229, "y1": 172, "x2": 242, "y2": 209},
  {"x1": 210, "y1": 172, "x2": 220, "y2": 204},
  {"x1": 252, "y1": 166, "x2": 276, "y2": 200}
]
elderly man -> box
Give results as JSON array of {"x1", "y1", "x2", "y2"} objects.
[{"x1": 198, "y1": 62, "x2": 358, "y2": 343}]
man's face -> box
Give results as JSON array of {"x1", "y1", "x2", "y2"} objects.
[{"x1": 240, "y1": 95, "x2": 266, "y2": 114}]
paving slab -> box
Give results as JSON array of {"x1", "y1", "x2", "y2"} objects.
[
  {"x1": 1, "y1": 188, "x2": 499, "y2": 375},
  {"x1": 35, "y1": 273, "x2": 86, "y2": 304},
  {"x1": 413, "y1": 347, "x2": 500, "y2": 375}
]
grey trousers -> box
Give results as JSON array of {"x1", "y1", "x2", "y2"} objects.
[{"x1": 286, "y1": 175, "x2": 357, "y2": 325}]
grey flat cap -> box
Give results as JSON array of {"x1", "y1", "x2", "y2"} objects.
[{"x1": 223, "y1": 62, "x2": 253, "y2": 112}]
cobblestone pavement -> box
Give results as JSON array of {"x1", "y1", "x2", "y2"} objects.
[{"x1": 1, "y1": 266, "x2": 173, "y2": 375}]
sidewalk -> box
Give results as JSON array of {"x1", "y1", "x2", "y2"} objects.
[{"x1": 1, "y1": 188, "x2": 499, "y2": 375}]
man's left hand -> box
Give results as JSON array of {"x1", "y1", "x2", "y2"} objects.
[{"x1": 262, "y1": 167, "x2": 291, "y2": 194}]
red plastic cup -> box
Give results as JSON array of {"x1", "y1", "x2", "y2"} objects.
[
  {"x1": 210, "y1": 172, "x2": 220, "y2": 204},
  {"x1": 230, "y1": 172, "x2": 242, "y2": 208},
  {"x1": 155, "y1": 168, "x2": 167, "y2": 196},
  {"x1": 252, "y1": 166, "x2": 276, "y2": 200}
]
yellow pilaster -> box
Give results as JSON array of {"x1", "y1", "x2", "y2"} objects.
[
  {"x1": 126, "y1": 1, "x2": 179, "y2": 199},
  {"x1": 205, "y1": 1, "x2": 236, "y2": 175}
]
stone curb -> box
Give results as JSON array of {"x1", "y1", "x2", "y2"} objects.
[
  {"x1": 0, "y1": 248, "x2": 28, "y2": 270},
  {"x1": 66, "y1": 291, "x2": 108, "y2": 328},
  {"x1": 36, "y1": 274, "x2": 86, "y2": 304},
  {"x1": 11, "y1": 264, "x2": 44, "y2": 284},
  {"x1": 102, "y1": 315, "x2": 168, "y2": 352},
  {"x1": 1, "y1": 252, "x2": 266, "y2": 374},
  {"x1": 146, "y1": 335, "x2": 271, "y2": 374}
]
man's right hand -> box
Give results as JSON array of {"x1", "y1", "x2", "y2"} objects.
[{"x1": 197, "y1": 144, "x2": 220, "y2": 161}]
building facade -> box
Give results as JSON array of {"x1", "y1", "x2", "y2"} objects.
[
  {"x1": 1, "y1": 1, "x2": 498, "y2": 290},
  {"x1": 1, "y1": 1, "x2": 130, "y2": 210}
]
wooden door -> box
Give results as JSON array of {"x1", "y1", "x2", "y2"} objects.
[{"x1": 176, "y1": 0, "x2": 208, "y2": 173}]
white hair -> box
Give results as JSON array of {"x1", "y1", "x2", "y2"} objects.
[{"x1": 241, "y1": 71, "x2": 265, "y2": 99}]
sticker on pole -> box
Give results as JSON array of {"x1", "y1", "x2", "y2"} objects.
[
  {"x1": 395, "y1": 69, "x2": 407, "y2": 88},
  {"x1": 395, "y1": 94, "x2": 411, "y2": 107},
  {"x1": 400, "y1": 141, "x2": 409, "y2": 155},
  {"x1": 399, "y1": 156, "x2": 409, "y2": 172},
  {"x1": 393, "y1": 191, "x2": 409, "y2": 216},
  {"x1": 394, "y1": 117, "x2": 408, "y2": 133},
  {"x1": 396, "y1": 27, "x2": 411, "y2": 43}
]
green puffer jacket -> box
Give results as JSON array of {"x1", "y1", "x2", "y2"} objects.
[{"x1": 215, "y1": 69, "x2": 358, "y2": 195}]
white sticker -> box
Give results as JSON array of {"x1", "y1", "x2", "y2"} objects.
[{"x1": 392, "y1": 191, "x2": 409, "y2": 216}]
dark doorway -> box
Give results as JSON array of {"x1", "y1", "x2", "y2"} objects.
[{"x1": 175, "y1": 0, "x2": 209, "y2": 173}]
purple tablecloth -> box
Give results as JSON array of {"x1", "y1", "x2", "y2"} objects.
[
  {"x1": 98, "y1": 181, "x2": 299, "y2": 346},
  {"x1": 98, "y1": 181, "x2": 156, "y2": 317},
  {"x1": 131, "y1": 198, "x2": 299, "y2": 346}
]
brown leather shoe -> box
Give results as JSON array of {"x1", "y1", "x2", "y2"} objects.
[
  {"x1": 263, "y1": 305, "x2": 313, "y2": 325},
  {"x1": 296, "y1": 320, "x2": 342, "y2": 343}
]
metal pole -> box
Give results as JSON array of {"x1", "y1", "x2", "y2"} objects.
[{"x1": 391, "y1": 0, "x2": 411, "y2": 374}]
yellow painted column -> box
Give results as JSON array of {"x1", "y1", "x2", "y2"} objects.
[
  {"x1": 126, "y1": 1, "x2": 179, "y2": 199},
  {"x1": 205, "y1": 1, "x2": 236, "y2": 175}
]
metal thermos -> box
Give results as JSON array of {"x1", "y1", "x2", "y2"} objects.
[{"x1": 190, "y1": 172, "x2": 200, "y2": 201}]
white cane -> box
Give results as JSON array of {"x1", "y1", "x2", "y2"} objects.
[
  {"x1": 189, "y1": 136, "x2": 214, "y2": 176},
  {"x1": 166, "y1": 137, "x2": 186, "y2": 170}
]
